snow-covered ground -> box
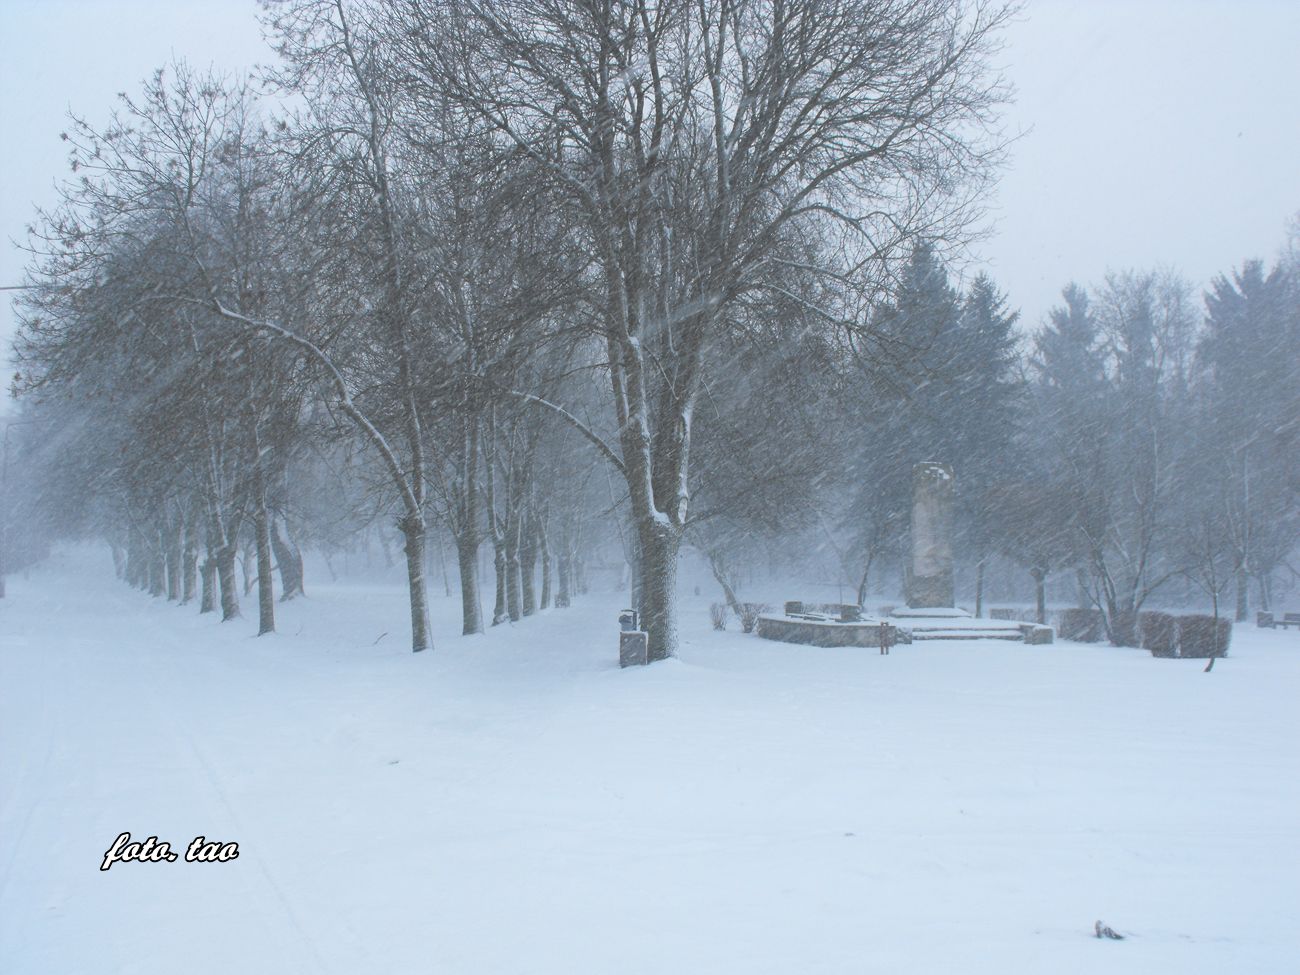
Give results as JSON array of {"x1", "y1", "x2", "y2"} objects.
[{"x1": 2, "y1": 548, "x2": 1298, "y2": 974}]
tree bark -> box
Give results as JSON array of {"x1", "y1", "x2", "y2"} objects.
[
  {"x1": 400, "y1": 517, "x2": 432, "y2": 652},
  {"x1": 438, "y1": 534, "x2": 453, "y2": 597},
  {"x1": 456, "y1": 533, "x2": 483, "y2": 635},
  {"x1": 538, "y1": 520, "x2": 552, "y2": 610},
  {"x1": 506, "y1": 540, "x2": 523, "y2": 623},
  {"x1": 555, "y1": 551, "x2": 571, "y2": 608},
  {"x1": 639, "y1": 522, "x2": 683, "y2": 663},
  {"x1": 252, "y1": 467, "x2": 276, "y2": 636},
  {"x1": 217, "y1": 543, "x2": 241, "y2": 621},
  {"x1": 1031, "y1": 567, "x2": 1047, "y2": 625},
  {"x1": 241, "y1": 538, "x2": 256, "y2": 596},
  {"x1": 491, "y1": 541, "x2": 508, "y2": 624},
  {"x1": 521, "y1": 518, "x2": 538, "y2": 617},
  {"x1": 199, "y1": 543, "x2": 217, "y2": 615},
  {"x1": 165, "y1": 522, "x2": 182, "y2": 602},
  {"x1": 126, "y1": 533, "x2": 145, "y2": 589},
  {"x1": 1108, "y1": 603, "x2": 1138, "y2": 647},
  {"x1": 270, "y1": 518, "x2": 305, "y2": 600},
  {"x1": 148, "y1": 536, "x2": 165, "y2": 598},
  {"x1": 181, "y1": 521, "x2": 198, "y2": 605},
  {"x1": 706, "y1": 548, "x2": 744, "y2": 617},
  {"x1": 855, "y1": 553, "x2": 875, "y2": 608}
]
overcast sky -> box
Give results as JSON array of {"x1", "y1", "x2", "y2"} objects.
[{"x1": 2, "y1": 0, "x2": 1298, "y2": 405}]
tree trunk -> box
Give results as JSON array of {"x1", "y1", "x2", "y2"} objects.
[
  {"x1": 521, "y1": 521, "x2": 538, "y2": 617},
  {"x1": 706, "y1": 548, "x2": 744, "y2": 617},
  {"x1": 505, "y1": 512, "x2": 523, "y2": 622},
  {"x1": 974, "y1": 559, "x2": 986, "y2": 618},
  {"x1": 1206, "y1": 598, "x2": 1220, "y2": 672},
  {"x1": 270, "y1": 518, "x2": 305, "y2": 600},
  {"x1": 241, "y1": 539, "x2": 256, "y2": 596},
  {"x1": 1031, "y1": 567, "x2": 1047, "y2": 625},
  {"x1": 1075, "y1": 567, "x2": 1090, "y2": 609},
  {"x1": 253, "y1": 475, "x2": 275, "y2": 636},
  {"x1": 555, "y1": 551, "x2": 571, "y2": 608},
  {"x1": 639, "y1": 522, "x2": 683, "y2": 662},
  {"x1": 165, "y1": 526, "x2": 181, "y2": 602},
  {"x1": 1108, "y1": 601, "x2": 1138, "y2": 647},
  {"x1": 125, "y1": 528, "x2": 145, "y2": 589},
  {"x1": 199, "y1": 540, "x2": 217, "y2": 615},
  {"x1": 855, "y1": 554, "x2": 874, "y2": 608},
  {"x1": 626, "y1": 531, "x2": 642, "y2": 612},
  {"x1": 1234, "y1": 565, "x2": 1248, "y2": 622},
  {"x1": 438, "y1": 535, "x2": 453, "y2": 598},
  {"x1": 538, "y1": 521, "x2": 552, "y2": 610},
  {"x1": 217, "y1": 543, "x2": 241, "y2": 621},
  {"x1": 456, "y1": 534, "x2": 484, "y2": 635},
  {"x1": 181, "y1": 521, "x2": 198, "y2": 605},
  {"x1": 506, "y1": 549, "x2": 523, "y2": 622},
  {"x1": 148, "y1": 540, "x2": 165, "y2": 598},
  {"x1": 400, "y1": 517, "x2": 432, "y2": 652},
  {"x1": 492, "y1": 541, "x2": 508, "y2": 624},
  {"x1": 170, "y1": 520, "x2": 184, "y2": 601}
]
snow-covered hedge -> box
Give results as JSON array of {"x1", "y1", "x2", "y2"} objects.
[
  {"x1": 1139, "y1": 611, "x2": 1179, "y2": 657},
  {"x1": 1055, "y1": 607, "x2": 1105, "y2": 642},
  {"x1": 1176, "y1": 615, "x2": 1232, "y2": 659}
]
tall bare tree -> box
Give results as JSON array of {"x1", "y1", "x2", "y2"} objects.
[{"x1": 398, "y1": 0, "x2": 1012, "y2": 659}]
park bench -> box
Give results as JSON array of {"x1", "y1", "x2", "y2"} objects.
[{"x1": 1259, "y1": 611, "x2": 1300, "y2": 629}]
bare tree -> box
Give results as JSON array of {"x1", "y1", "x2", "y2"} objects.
[{"x1": 399, "y1": 0, "x2": 1013, "y2": 659}]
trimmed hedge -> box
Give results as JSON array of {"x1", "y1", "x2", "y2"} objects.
[
  {"x1": 1139, "y1": 611, "x2": 1179, "y2": 658},
  {"x1": 1056, "y1": 607, "x2": 1105, "y2": 642},
  {"x1": 1176, "y1": 615, "x2": 1232, "y2": 659}
]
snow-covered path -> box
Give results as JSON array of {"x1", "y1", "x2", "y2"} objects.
[{"x1": 3, "y1": 549, "x2": 1298, "y2": 974}]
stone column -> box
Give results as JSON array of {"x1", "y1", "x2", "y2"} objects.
[{"x1": 907, "y1": 462, "x2": 954, "y2": 608}]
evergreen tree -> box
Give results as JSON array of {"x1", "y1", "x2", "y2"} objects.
[
  {"x1": 1028, "y1": 284, "x2": 1108, "y2": 613},
  {"x1": 1197, "y1": 260, "x2": 1300, "y2": 616},
  {"x1": 953, "y1": 273, "x2": 1023, "y2": 613},
  {"x1": 844, "y1": 247, "x2": 1022, "y2": 610},
  {"x1": 841, "y1": 244, "x2": 961, "y2": 600}
]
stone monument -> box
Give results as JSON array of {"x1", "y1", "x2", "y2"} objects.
[{"x1": 906, "y1": 462, "x2": 954, "y2": 608}]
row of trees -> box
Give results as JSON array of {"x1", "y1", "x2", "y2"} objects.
[
  {"x1": 6, "y1": 0, "x2": 1015, "y2": 656},
  {"x1": 6, "y1": 2, "x2": 1296, "y2": 651}
]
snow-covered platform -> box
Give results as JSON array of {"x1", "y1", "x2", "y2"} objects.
[
  {"x1": 756, "y1": 606, "x2": 1053, "y2": 646},
  {"x1": 890, "y1": 607, "x2": 1053, "y2": 643},
  {"x1": 755, "y1": 613, "x2": 896, "y2": 648}
]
